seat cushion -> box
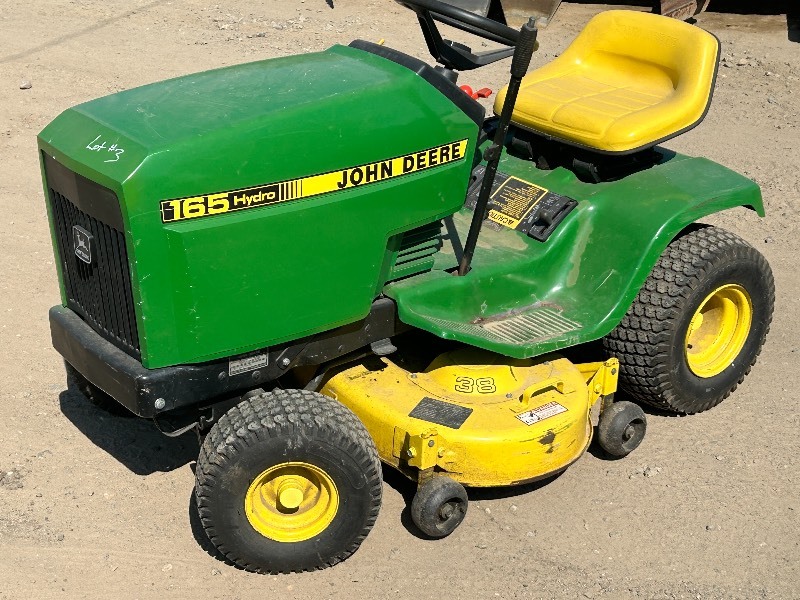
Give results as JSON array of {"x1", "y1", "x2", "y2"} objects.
[{"x1": 494, "y1": 10, "x2": 720, "y2": 153}]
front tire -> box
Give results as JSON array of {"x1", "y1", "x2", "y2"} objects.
[
  {"x1": 604, "y1": 226, "x2": 774, "y2": 414},
  {"x1": 195, "y1": 389, "x2": 382, "y2": 573}
]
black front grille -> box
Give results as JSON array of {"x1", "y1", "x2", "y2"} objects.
[{"x1": 44, "y1": 156, "x2": 140, "y2": 358}]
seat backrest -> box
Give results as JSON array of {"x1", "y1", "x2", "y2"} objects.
[{"x1": 561, "y1": 10, "x2": 720, "y2": 109}]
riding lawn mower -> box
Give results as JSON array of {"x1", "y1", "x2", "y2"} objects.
[{"x1": 38, "y1": 0, "x2": 774, "y2": 573}]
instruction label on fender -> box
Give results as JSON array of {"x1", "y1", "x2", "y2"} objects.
[
  {"x1": 516, "y1": 401, "x2": 567, "y2": 426},
  {"x1": 465, "y1": 166, "x2": 577, "y2": 241},
  {"x1": 487, "y1": 176, "x2": 549, "y2": 229},
  {"x1": 160, "y1": 139, "x2": 469, "y2": 223}
]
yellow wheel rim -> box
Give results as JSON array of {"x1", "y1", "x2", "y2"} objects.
[
  {"x1": 685, "y1": 284, "x2": 753, "y2": 378},
  {"x1": 245, "y1": 462, "x2": 338, "y2": 543}
]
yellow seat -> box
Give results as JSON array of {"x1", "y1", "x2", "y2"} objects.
[{"x1": 494, "y1": 10, "x2": 720, "y2": 154}]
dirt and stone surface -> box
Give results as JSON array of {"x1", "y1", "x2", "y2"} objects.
[{"x1": 1, "y1": 1, "x2": 798, "y2": 598}]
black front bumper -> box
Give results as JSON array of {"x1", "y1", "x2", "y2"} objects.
[
  {"x1": 50, "y1": 299, "x2": 402, "y2": 418},
  {"x1": 51, "y1": 306, "x2": 247, "y2": 418}
]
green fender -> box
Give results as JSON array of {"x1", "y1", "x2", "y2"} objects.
[{"x1": 385, "y1": 149, "x2": 764, "y2": 359}]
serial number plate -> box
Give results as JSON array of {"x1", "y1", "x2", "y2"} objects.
[{"x1": 229, "y1": 353, "x2": 268, "y2": 376}]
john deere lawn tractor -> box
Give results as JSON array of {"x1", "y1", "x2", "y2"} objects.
[{"x1": 39, "y1": 0, "x2": 774, "y2": 573}]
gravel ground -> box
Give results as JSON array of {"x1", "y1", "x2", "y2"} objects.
[{"x1": 0, "y1": 1, "x2": 798, "y2": 598}]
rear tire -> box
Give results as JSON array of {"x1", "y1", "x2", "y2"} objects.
[
  {"x1": 194, "y1": 389, "x2": 382, "y2": 574},
  {"x1": 603, "y1": 226, "x2": 774, "y2": 414}
]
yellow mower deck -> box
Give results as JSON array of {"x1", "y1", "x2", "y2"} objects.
[{"x1": 322, "y1": 349, "x2": 618, "y2": 487}]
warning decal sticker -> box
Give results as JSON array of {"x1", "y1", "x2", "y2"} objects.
[
  {"x1": 409, "y1": 397, "x2": 473, "y2": 430},
  {"x1": 465, "y1": 165, "x2": 578, "y2": 241},
  {"x1": 516, "y1": 401, "x2": 568, "y2": 426},
  {"x1": 487, "y1": 176, "x2": 549, "y2": 229},
  {"x1": 160, "y1": 139, "x2": 469, "y2": 223}
]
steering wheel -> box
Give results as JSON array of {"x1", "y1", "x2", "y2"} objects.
[{"x1": 395, "y1": 0, "x2": 520, "y2": 47}]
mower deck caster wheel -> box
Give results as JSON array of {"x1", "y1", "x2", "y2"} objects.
[
  {"x1": 597, "y1": 401, "x2": 647, "y2": 458},
  {"x1": 411, "y1": 476, "x2": 468, "y2": 538}
]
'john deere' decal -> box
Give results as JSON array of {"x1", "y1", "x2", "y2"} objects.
[{"x1": 159, "y1": 139, "x2": 469, "y2": 223}]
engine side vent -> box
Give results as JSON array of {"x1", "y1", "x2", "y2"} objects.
[{"x1": 388, "y1": 221, "x2": 443, "y2": 281}]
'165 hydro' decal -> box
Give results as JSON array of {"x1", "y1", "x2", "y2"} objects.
[{"x1": 160, "y1": 139, "x2": 469, "y2": 223}]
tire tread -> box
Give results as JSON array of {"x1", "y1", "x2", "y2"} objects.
[
  {"x1": 603, "y1": 226, "x2": 774, "y2": 414},
  {"x1": 195, "y1": 389, "x2": 382, "y2": 574}
]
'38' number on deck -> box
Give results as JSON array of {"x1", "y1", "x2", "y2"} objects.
[{"x1": 454, "y1": 377, "x2": 497, "y2": 394}]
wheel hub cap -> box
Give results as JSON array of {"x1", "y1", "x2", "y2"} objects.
[
  {"x1": 245, "y1": 462, "x2": 339, "y2": 542},
  {"x1": 685, "y1": 284, "x2": 752, "y2": 378},
  {"x1": 277, "y1": 479, "x2": 305, "y2": 510},
  {"x1": 623, "y1": 425, "x2": 634, "y2": 441}
]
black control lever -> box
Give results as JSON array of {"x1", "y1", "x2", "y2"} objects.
[
  {"x1": 418, "y1": 11, "x2": 515, "y2": 71},
  {"x1": 396, "y1": 0, "x2": 521, "y2": 71},
  {"x1": 458, "y1": 17, "x2": 538, "y2": 276}
]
